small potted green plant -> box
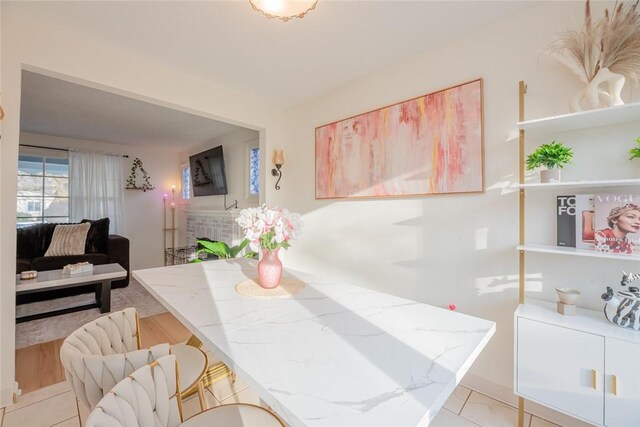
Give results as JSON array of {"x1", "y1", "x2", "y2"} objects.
[
  {"x1": 526, "y1": 141, "x2": 573, "y2": 183},
  {"x1": 629, "y1": 137, "x2": 640, "y2": 160},
  {"x1": 190, "y1": 238, "x2": 257, "y2": 262}
]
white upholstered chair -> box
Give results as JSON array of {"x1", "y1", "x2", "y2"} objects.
[
  {"x1": 86, "y1": 355, "x2": 284, "y2": 427},
  {"x1": 60, "y1": 308, "x2": 209, "y2": 412}
]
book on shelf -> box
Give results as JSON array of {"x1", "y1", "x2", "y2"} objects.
[
  {"x1": 556, "y1": 195, "x2": 576, "y2": 247},
  {"x1": 594, "y1": 193, "x2": 640, "y2": 255},
  {"x1": 575, "y1": 194, "x2": 595, "y2": 250}
]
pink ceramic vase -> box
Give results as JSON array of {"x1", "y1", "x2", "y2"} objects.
[{"x1": 257, "y1": 248, "x2": 282, "y2": 289}]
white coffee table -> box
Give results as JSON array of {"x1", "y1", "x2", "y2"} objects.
[{"x1": 16, "y1": 263, "x2": 126, "y2": 323}]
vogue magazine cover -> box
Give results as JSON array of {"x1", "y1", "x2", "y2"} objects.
[{"x1": 594, "y1": 194, "x2": 640, "y2": 255}]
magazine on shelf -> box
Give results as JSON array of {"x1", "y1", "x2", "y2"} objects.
[
  {"x1": 594, "y1": 193, "x2": 640, "y2": 255},
  {"x1": 575, "y1": 194, "x2": 595, "y2": 250},
  {"x1": 556, "y1": 195, "x2": 576, "y2": 247}
]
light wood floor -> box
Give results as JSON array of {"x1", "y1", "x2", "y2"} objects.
[{"x1": 15, "y1": 312, "x2": 191, "y2": 394}]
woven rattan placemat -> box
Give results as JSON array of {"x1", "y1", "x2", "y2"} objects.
[{"x1": 235, "y1": 277, "x2": 306, "y2": 298}]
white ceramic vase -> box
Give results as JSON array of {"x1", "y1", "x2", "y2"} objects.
[
  {"x1": 571, "y1": 67, "x2": 625, "y2": 112},
  {"x1": 540, "y1": 168, "x2": 561, "y2": 183}
]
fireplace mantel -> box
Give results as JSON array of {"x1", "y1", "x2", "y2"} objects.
[{"x1": 184, "y1": 209, "x2": 239, "y2": 218}]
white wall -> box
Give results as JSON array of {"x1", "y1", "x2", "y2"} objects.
[
  {"x1": 278, "y1": 0, "x2": 640, "y2": 415},
  {"x1": 178, "y1": 127, "x2": 260, "y2": 245},
  {"x1": 0, "y1": 2, "x2": 11, "y2": 407},
  {"x1": 19, "y1": 132, "x2": 182, "y2": 270},
  {"x1": 0, "y1": 2, "x2": 280, "y2": 406},
  {"x1": 180, "y1": 128, "x2": 260, "y2": 210}
]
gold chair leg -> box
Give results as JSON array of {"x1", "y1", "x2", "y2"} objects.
[
  {"x1": 186, "y1": 335, "x2": 203, "y2": 348},
  {"x1": 186, "y1": 334, "x2": 234, "y2": 390},
  {"x1": 76, "y1": 398, "x2": 83, "y2": 427},
  {"x1": 197, "y1": 380, "x2": 208, "y2": 411}
]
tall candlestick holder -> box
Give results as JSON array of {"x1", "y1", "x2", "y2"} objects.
[
  {"x1": 170, "y1": 186, "x2": 176, "y2": 264},
  {"x1": 163, "y1": 193, "x2": 167, "y2": 264},
  {"x1": 163, "y1": 186, "x2": 177, "y2": 265}
]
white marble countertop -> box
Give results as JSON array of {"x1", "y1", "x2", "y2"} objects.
[
  {"x1": 134, "y1": 259, "x2": 495, "y2": 426},
  {"x1": 16, "y1": 263, "x2": 126, "y2": 293}
]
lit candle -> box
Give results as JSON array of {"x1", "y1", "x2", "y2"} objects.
[
  {"x1": 163, "y1": 193, "x2": 168, "y2": 200},
  {"x1": 171, "y1": 202, "x2": 176, "y2": 208}
]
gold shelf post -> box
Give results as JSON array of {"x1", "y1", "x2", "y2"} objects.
[
  {"x1": 517, "y1": 80, "x2": 527, "y2": 427},
  {"x1": 518, "y1": 80, "x2": 526, "y2": 306}
]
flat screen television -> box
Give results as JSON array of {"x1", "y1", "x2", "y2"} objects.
[{"x1": 189, "y1": 145, "x2": 229, "y2": 197}]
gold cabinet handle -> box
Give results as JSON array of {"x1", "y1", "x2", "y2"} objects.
[
  {"x1": 592, "y1": 369, "x2": 598, "y2": 390},
  {"x1": 612, "y1": 374, "x2": 618, "y2": 396}
]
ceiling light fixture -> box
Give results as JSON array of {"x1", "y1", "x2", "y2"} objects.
[{"x1": 249, "y1": 0, "x2": 318, "y2": 22}]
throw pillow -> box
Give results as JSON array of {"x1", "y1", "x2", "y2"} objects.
[
  {"x1": 16, "y1": 223, "x2": 53, "y2": 259},
  {"x1": 44, "y1": 223, "x2": 91, "y2": 257},
  {"x1": 81, "y1": 218, "x2": 110, "y2": 254}
]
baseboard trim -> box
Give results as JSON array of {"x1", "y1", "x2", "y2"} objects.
[
  {"x1": 0, "y1": 385, "x2": 14, "y2": 408},
  {"x1": 461, "y1": 374, "x2": 592, "y2": 427}
]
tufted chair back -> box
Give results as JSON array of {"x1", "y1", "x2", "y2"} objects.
[
  {"x1": 86, "y1": 355, "x2": 183, "y2": 427},
  {"x1": 60, "y1": 308, "x2": 171, "y2": 409}
]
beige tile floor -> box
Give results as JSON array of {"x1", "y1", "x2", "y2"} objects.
[{"x1": 0, "y1": 375, "x2": 560, "y2": 427}]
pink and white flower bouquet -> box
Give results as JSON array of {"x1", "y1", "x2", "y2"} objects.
[{"x1": 236, "y1": 205, "x2": 303, "y2": 253}]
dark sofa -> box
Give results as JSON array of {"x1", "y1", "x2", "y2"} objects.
[{"x1": 16, "y1": 219, "x2": 130, "y2": 302}]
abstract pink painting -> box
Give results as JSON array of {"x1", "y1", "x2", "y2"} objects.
[{"x1": 315, "y1": 79, "x2": 484, "y2": 199}]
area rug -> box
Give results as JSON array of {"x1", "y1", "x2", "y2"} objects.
[{"x1": 16, "y1": 278, "x2": 167, "y2": 349}]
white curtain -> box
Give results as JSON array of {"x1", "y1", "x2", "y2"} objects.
[{"x1": 69, "y1": 151, "x2": 125, "y2": 234}]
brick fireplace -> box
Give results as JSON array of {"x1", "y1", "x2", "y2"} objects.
[{"x1": 185, "y1": 210, "x2": 244, "y2": 246}]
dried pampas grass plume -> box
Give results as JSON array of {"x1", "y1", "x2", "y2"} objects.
[{"x1": 551, "y1": 0, "x2": 640, "y2": 85}]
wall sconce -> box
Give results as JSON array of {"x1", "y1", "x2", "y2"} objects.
[{"x1": 271, "y1": 149, "x2": 284, "y2": 190}]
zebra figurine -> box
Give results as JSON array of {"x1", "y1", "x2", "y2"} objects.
[
  {"x1": 621, "y1": 271, "x2": 640, "y2": 292},
  {"x1": 602, "y1": 272, "x2": 640, "y2": 331}
]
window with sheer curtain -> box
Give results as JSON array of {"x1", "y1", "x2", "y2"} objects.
[{"x1": 69, "y1": 151, "x2": 125, "y2": 234}]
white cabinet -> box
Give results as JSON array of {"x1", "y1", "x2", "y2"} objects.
[
  {"x1": 605, "y1": 338, "x2": 640, "y2": 427},
  {"x1": 517, "y1": 318, "x2": 604, "y2": 425},
  {"x1": 515, "y1": 301, "x2": 640, "y2": 426}
]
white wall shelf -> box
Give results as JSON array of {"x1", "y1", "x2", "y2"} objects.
[
  {"x1": 516, "y1": 178, "x2": 640, "y2": 190},
  {"x1": 516, "y1": 101, "x2": 640, "y2": 137},
  {"x1": 516, "y1": 299, "x2": 640, "y2": 346},
  {"x1": 516, "y1": 244, "x2": 640, "y2": 261}
]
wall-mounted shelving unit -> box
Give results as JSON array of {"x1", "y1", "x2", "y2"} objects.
[{"x1": 515, "y1": 82, "x2": 640, "y2": 427}]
